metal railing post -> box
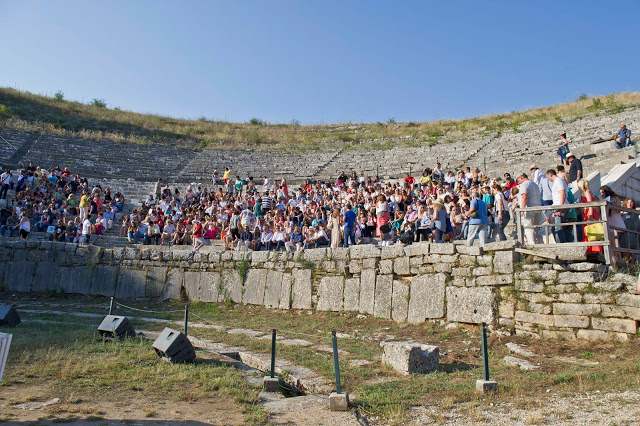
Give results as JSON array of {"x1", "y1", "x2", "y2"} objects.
[
  {"x1": 481, "y1": 322, "x2": 490, "y2": 381},
  {"x1": 331, "y1": 330, "x2": 342, "y2": 394},
  {"x1": 108, "y1": 297, "x2": 114, "y2": 315},
  {"x1": 270, "y1": 329, "x2": 277, "y2": 379},
  {"x1": 183, "y1": 304, "x2": 189, "y2": 336}
]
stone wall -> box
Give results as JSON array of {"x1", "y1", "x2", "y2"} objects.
[{"x1": 0, "y1": 239, "x2": 638, "y2": 341}]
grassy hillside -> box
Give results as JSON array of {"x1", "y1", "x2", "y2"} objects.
[{"x1": 0, "y1": 87, "x2": 639, "y2": 152}]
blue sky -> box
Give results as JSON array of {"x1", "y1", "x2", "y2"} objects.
[{"x1": 0, "y1": 1, "x2": 638, "y2": 124}]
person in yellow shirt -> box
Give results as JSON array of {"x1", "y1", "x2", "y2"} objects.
[
  {"x1": 79, "y1": 191, "x2": 90, "y2": 221},
  {"x1": 223, "y1": 167, "x2": 231, "y2": 185}
]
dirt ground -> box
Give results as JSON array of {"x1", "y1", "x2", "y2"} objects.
[{"x1": 0, "y1": 381, "x2": 246, "y2": 425}]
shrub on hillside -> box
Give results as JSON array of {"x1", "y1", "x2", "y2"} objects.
[
  {"x1": 54, "y1": 90, "x2": 64, "y2": 101},
  {"x1": 91, "y1": 98, "x2": 107, "y2": 108}
]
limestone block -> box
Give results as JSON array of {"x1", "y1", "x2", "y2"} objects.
[
  {"x1": 58, "y1": 266, "x2": 95, "y2": 295},
  {"x1": 220, "y1": 269, "x2": 243, "y2": 303},
  {"x1": 439, "y1": 255, "x2": 459, "y2": 263},
  {"x1": 477, "y1": 255, "x2": 493, "y2": 266},
  {"x1": 577, "y1": 329, "x2": 628, "y2": 342},
  {"x1": 601, "y1": 305, "x2": 640, "y2": 320},
  {"x1": 379, "y1": 260, "x2": 393, "y2": 274},
  {"x1": 514, "y1": 311, "x2": 554, "y2": 327},
  {"x1": 535, "y1": 246, "x2": 587, "y2": 261},
  {"x1": 518, "y1": 270, "x2": 557, "y2": 281},
  {"x1": 452, "y1": 267, "x2": 472, "y2": 277},
  {"x1": 456, "y1": 245, "x2": 482, "y2": 255},
  {"x1": 343, "y1": 277, "x2": 360, "y2": 312},
  {"x1": 4, "y1": 262, "x2": 34, "y2": 292},
  {"x1": 243, "y1": 269, "x2": 267, "y2": 305},
  {"x1": 553, "y1": 303, "x2": 601, "y2": 316},
  {"x1": 164, "y1": 268, "x2": 183, "y2": 300},
  {"x1": 556, "y1": 293, "x2": 583, "y2": 303},
  {"x1": 434, "y1": 263, "x2": 452, "y2": 273},
  {"x1": 616, "y1": 293, "x2": 640, "y2": 308},
  {"x1": 251, "y1": 250, "x2": 270, "y2": 265},
  {"x1": 278, "y1": 273, "x2": 293, "y2": 310},
  {"x1": 393, "y1": 257, "x2": 410, "y2": 276},
  {"x1": 499, "y1": 300, "x2": 515, "y2": 319},
  {"x1": 381, "y1": 245, "x2": 405, "y2": 259},
  {"x1": 391, "y1": 280, "x2": 409, "y2": 322},
  {"x1": 452, "y1": 278, "x2": 467, "y2": 287},
  {"x1": 584, "y1": 293, "x2": 614, "y2": 304},
  {"x1": 409, "y1": 256, "x2": 424, "y2": 267},
  {"x1": 330, "y1": 247, "x2": 350, "y2": 261},
  {"x1": 407, "y1": 274, "x2": 446, "y2": 323},
  {"x1": 476, "y1": 274, "x2": 513, "y2": 286},
  {"x1": 317, "y1": 276, "x2": 344, "y2": 312},
  {"x1": 541, "y1": 329, "x2": 576, "y2": 340},
  {"x1": 593, "y1": 281, "x2": 625, "y2": 292},
  {"x1": 32, "y1": 262, "x2": 59, "y2": 292},
  {"x1": 473, "y1": 267, "x2": 492, "y2": 276},
  {"x1": 350, "y1": 244, "x2": 381, "y2": 260},
  {"x1": 146, "y1": 267, "x2": 167, "y2": 298},
  {"x1": 329, "y1": 392, "x2": 350, "y2": 411},
  {"x1": 198, "y1": 272, "x2": 222, "y2": 303},
  {"x1": 291, "y1": 269, "x2": 312, "y2": 309},
  {"x1": 557, "y1": 272, "x2": 597, "y2": 284},
  {"x1": 458, "y1": 255, "x2": 477, "y2": 266},
  {"x1": 381, "y1": 341, "x2": 439, "y2": 375},
  {"x1": 429, "y1": 243, "x2": 455, "y2": 255},
  {"x1": 264, "y1": 270, "x2": 284, "y2": 309},
  {"x1": 88, "y1": 265, "x2": 117, "y2": 297},
  {"x1": 358, "y1": 269, "x2": 376, "y2": 315},
  {"x1": 303, "y1": 248, "x2": 327, "y2": 262},
  {"x1": 527, "y1": 302, "x2": 552, "y2": 315},
  {"x1": 348, "y1": 260, "x2": 362, "y2": 274},
  {"x1": 424, "y1": 254, "x2": 440, "y2": 264},
  {"x1": 482, "y1": 241, "x2": 517, "y2": 251},
  {"x1": 493, "y1": 251, "x2": 514, "y2": 274},
  {"x1": 404, "y1": 242, "x2": 430, "y2": 257},
  {"x1": 591, "y1": 317, "x2": 637, "y2": 334},
  {"x1": 447, "y1": 286, "x2": 496, "y2": 324},
  {"x1": 362, "y1": 258, "x2": 378, "y2": 269},
  {"x1": 374, "y1": 275, "x2": 393, "y2": 319},
  {"x1": 553, "y1": 315, "x2": 589, "y2": 328}
]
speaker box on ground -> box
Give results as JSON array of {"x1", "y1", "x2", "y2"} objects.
[
  {"x1": 0, "y1": 305, "x2": 21, "y2": 327},
  {"x1": 97, "y1": 315, "x2": 136, "y2": 339},
  {"x1": 152, "y1": 327, "x2": 196, "y2": 363}
]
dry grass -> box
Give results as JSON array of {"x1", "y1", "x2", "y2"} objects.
[{"x1": 1, "y1": 87, "x2": 639, "y2": 152}]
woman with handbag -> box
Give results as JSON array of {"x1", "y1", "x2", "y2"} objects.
[
  {"x1": 375, "y1": 194, "x2": 390, "y2": 237},
  {"x1": 557, "y1": 133, "x2": 570, "y2": 167},
  {"x1": 578, "y1": 179, "x2": 603, "y2": 254}
]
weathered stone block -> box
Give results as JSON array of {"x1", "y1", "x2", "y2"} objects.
[
  {"x1": 343, "y1": 277, "x2": 360, "y2": 312},
  {"x1": 348, "y1": 260, "x2": 362, "y2": 274},
  {"x1": 251, "y1": 250, "x2": 270, "y2": 264},
  {"x1": 456, "y1": 245, "x2": 482, "y2": 255},
  {"x1": 381, "y1": 245, "x2": 405, "y2": 259},
  {"x1": 330, "y1": 247, "x2": 350, "y2": 261},
  {"x1": 381, "y1": 341, "x2": 439, "y2": 375},
  {"x1": 435, "y1": 264, "x2": 452, "y2": 274},
  {"x1": 553, "y1": 303, "x2": 601, "y2": 316},
  {"x1": 577, "y1": 329, "x2": 628, "y2": 342},
  {"x1": 483, "y1": 241, "x2": 517, "y2": 251},
  {"x1": 452, "y1": 267, "x2": 472, "y2": 277},
  {"x1": 447, "y1": 286, "x2": 495, "y2": 324},
  {"x1": 591, "y1": 317, "x2": 636, "y2": 334},
  {"x1": 349, "y1": 244, "x2": 381, "y2": 259},
  {"x1": 514, "y1": 310, "x2": 554, "y2": 327},
  {"x1": 164, "y1": 268, "x2": 183, "y2": 300},
  {"x1": 407, "y1": 274, "x2": 446, "y2": 324},
  {"x1": 472, "y1": 267, "x2": 492, "y2": 276},
  {"x1": 329, "y1": 392, "x2": 350, "y2": 411},
  {"x1": 291, "y1": 269, "x2": 312, "y2": 309},
  {"x1": 429, "y1": 243, "x2": 455, "y2": 255},
  {"x1": 278, "y1": 273, "x2": 293, "y2": 310},
  {"x1": 404, "y1": 242, "x2": 430, "y2": 257},
  {"x1": 4, "y1": 262, "x2": 35, "y2": 292},
  {"x1": 558, "y1": 272, "x2": 597, "y2": 284},
  {"x1": 264, "y1": 270, "x2": 284, "y2": 309},
  {"x1": 553, "y1": 315, "x2": 589, "y2": 328},
  {"x1": 616, "y1": 293, "x2": 640, "y2": 308},
  {"x1": 358, "y1": 269, "x2": 376, "y2": 315},
  {"x1": 32, "y1": 262, "x2": 59, "y2": 292},
  {"x1": 393, "y1": 257, "x2": 410, "y2": 276},
  {"x1": 243, "y1": 269, "x2": 267, "y2": 305},
  {"x1": 220, "y1": 269, "x2": 243, "y2": 303},
  {"x1": 362, "y1": 258, "x2": 378, "y2": 269},
  {"x1": 493, "y1": 251, "x2": 514, "y2": 274},
  {"x1": 476, "y1": 274, "x2": 513, "y2": 286},
  {"x1": 391, "y1": 280, "x2": 409, "y2": 322},
  {"x1": 601, "y1": 305, "x2": 640, "y2": 320},
  {"x1": 317, "y1": 276, "x2": 344, "y2": 312},
  {"x1": 303, "y1": 248, "x2": 327, "y2": 262},
  {"x1": 146, "y1": 267, "x2": 167, "y2": 298},
  {"x1": 374, "y1": 275, "x2": 393, "y2": 319},
  {"x1": 379, "y1": 259, "x2": 393, "y2": 274},
  {"x1": 499, "y1": 300, "x2": 515, "y2": 319},
  {"x1": 518, "y1": 270, "x2": 557, "y2": 281}
]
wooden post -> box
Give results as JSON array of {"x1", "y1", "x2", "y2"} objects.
[{"x1": 516, "y1": 209, "x2": 523, "y2": 245}]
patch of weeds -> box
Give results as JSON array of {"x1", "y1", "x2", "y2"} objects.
[
  {"x1": 296, "y1": 258, "x2": 315, "y2": 269},
  {"x1": 235, "y1": 258, "x2": 250, "y2": 283},
  {"x1": 579, "y1": 351, "x2": 595, "y2": 359}
]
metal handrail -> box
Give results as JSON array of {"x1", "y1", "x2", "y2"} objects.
[{"x1": 514, "y1": 200, "x2": 640, "y2": 265}]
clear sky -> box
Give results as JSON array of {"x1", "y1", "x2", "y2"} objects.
[{"x1": 0, "y1": 1, "x2": 638, "y2": 124}]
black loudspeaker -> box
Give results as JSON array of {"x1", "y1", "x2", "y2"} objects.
[
  {"x1": 97, "y1": 315, "x2": 136, "y2": 339},
  {"x1": 152, "y1": 327, "x2": 196, "y2": 363},
  {"x1": 0, "y1": 304, "x2": 21, "y2": 327}
]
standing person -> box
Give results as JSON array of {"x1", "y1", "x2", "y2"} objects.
[
  {"x1": 79, "y1": 190, "x2": 90, "y2": 221},
  {"x1": 191, "y1": 219, "x2": 206, "y2": 253},
  {"x1": 577, "y1": 179, "x2": 602, "y2": 253},
  {"x1": 0, "y1": 169, "x2": 11, "y2": 200},
  {"x1": 154, "y1": 178, "x2": 162, "y2": 201},
  {"x1": 465, "y1": 191, "x2": 490, "y2": 247},
  {"x1": 567, "y1": 153, "x2": 583, "y2": 184},
  {"x1": 529, "y1": 165, "x2": 544, "y2": 187},
  {"x1": 375, "y1": 194, "x2": 390, "y2": 237},
  {"x1": 431, "y1": 199, "x2": 447, "y2": 244},
  {"x1": 492, "y1": 183, "x2": 510, "y2": 241},
  {"x1": 614, "y1": 124, "x2": 632, "y2": 149},
  {"x1": 18, "y1": 211, "x2": 30, "y2": 241},
  {"x1": 343, "y1": 204, "x2": 357, "y2": 248},
  {"x1": 329, "y1": 208, "x2": 341, "y2": 248},
  {"x1": 557, "y1": 133, "x2": 570, "y2": 166},
  {"x1": 546, "y1": 169, "x2": 571, "y2": 243},
  {"x1": 81, "y1": 213, "x2": 93, "y2": 245}
]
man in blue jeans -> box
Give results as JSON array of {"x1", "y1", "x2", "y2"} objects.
[
  {"x1": 614, "y1": 124, "x2": 632, "y2": 149},
  {"x1": 343, "y1": 204, "x2": 357, "y2": 247}
]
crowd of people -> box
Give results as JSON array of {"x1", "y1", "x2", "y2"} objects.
[{"x1": 0, "y1": 124, "x2": 636, "y2": 257}]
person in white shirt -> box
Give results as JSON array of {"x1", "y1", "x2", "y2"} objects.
[
  {"x1": 160, "y1": 219, "x2": 175, "y2": 245},
  {"x1": 529, "y1": 165, "x2": 544, "y2": 188},
  {"x1": 81, "y1": 214, "x2": 93, "y2": 245},
  {"x1": 546, "y1": 169, "x2": 572, "y2": 243},
  {"x1": 0, "y1": 169, "x2": 12, "y2": 199}
]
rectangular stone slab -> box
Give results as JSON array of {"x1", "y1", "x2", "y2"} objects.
[
  {"x1": 373, "y1": 275, "x2": 392, "y2": 319},
  {"x1": 220, "y1": 269, "x2": 243, "y2": 303},
  {"x1": 279, "y1": 273, "x2": 293, "y2": 310},
  {"x1": 90, "y1": 265, "x2": 118, "y2": 297},
  {"x1": 392, "y1": 280, "x2": 409, "y2": 322},
  {"x1": 317, "y1": 276, "x2": 344, "y2": 312},
  {"x1": 291, "y1": 269, "x2": 312, "y2": 309},
  {"x1": 343, "y1": 277, "x2": 360, "y2": 312},
  {"x1": 446, "y1": 286, "x2": 496, "y2": 324},
  {"x1": 264, "y1": 270, "x2": 283, "y2": 309},
  {"x1": 243, "y1": 269, "x2": 267, "y2": 305},
  {"x1": 359, "y1": 269, "x2": 376, "y2": 315}
]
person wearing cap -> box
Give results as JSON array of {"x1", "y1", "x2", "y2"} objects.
[
  {"x1": 567, "y1": 153, "x2": 583, "y2": 184},
  {"x1": 614, "y1": 124, "x2": 632, "y2": 149}
]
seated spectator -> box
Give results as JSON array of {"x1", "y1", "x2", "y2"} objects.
[
  {"x1": 1, "y1": 211, "x2": 20, "y2": 237},
  {"x1": 614, "y1": 124, "x2": 632, "y2": 149}
]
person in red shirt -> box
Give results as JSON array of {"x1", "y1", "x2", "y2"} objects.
[
  {"x1": 504, "y1": 173, "x2": 518, "y2": 190},
  {"x1": 404, "y1": 173, "x2": 415, "y2": 187},
  {"x1": 191, "y1": 219, "x2": 205, "y2": 252}
]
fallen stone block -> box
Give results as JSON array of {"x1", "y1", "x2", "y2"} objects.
[
  {"x1": 381, "y1": 341, "x2": 439, "y2": 375},
  {"x1": 504, "y1": 356, "x2": 540, "y2": 371}
]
